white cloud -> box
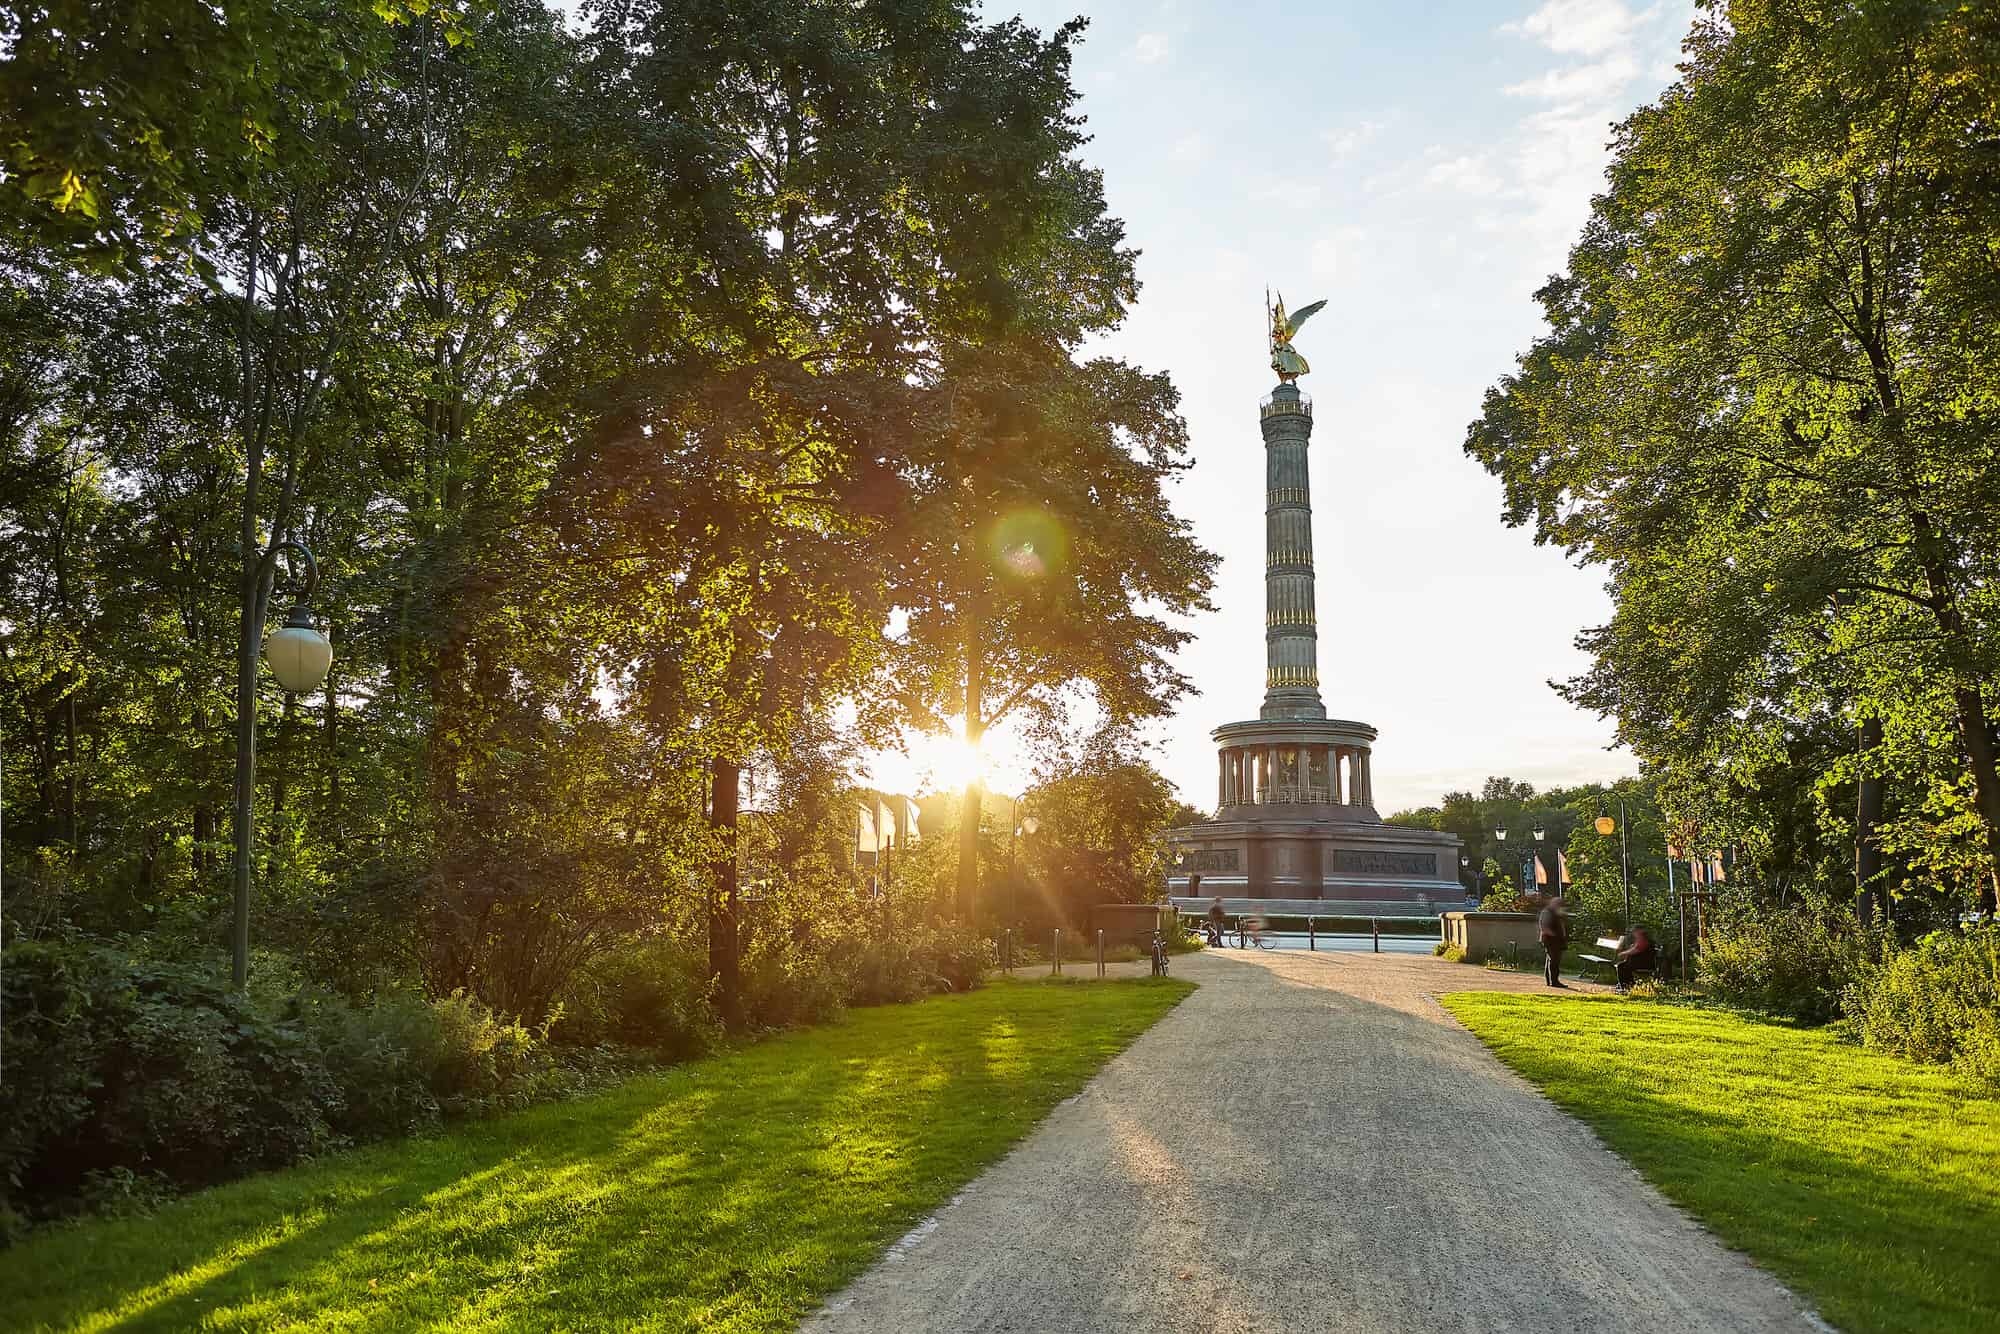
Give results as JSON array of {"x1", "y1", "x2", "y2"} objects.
[
  {"x1": 1500, "y1": 0, "x2": 1647, "y2": 58},
  {"x1": 1134, "y1": 32, "x2": 1170, "y2": 64},
  {"x1": 1503, "y1": 53, "x2": 1640, "y2": 102},
  {"x1": 1170, "y1": 131, "x2": 1212, "y2": 164},
  {"x1": 1322, "y1": 118, "x2": 1387, "y2": 163},
  {"x1": 1426, "y1": 154, "x2": 1504, "y2": 195}
]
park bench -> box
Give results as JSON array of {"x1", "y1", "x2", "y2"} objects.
[
  {"x1": 1579, "y1": 936, "x2": 1624, "y2": 967},
  {"x1": 1580, "y1": 935, "x2": 1660, "y2": 984}
]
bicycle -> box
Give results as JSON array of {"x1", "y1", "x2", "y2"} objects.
[
  {"x1": 1235, "y1": 920, "x2": 1273, "y2": 950},
  {"x1": 1150, "y1": 931, "x2": 1170, "y2": 977}
]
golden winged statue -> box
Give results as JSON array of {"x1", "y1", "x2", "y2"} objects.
[{"x1": 1267, "y1": 291, "x2": 1329, "y2": 382}]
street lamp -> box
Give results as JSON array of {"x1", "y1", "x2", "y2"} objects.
[
  {"x1": 1531, "y1": 824, "x2": 1552, "y2": 896},
  {"x1": 1010, "y1": 809, "x2": 1038, "y2": 934},
  {"x1": 231, "y1": 540, "x2": 332, "y2": 989},
  {"x1": 1595, "y1": 800, "x2": 1632, "y2": 927}
]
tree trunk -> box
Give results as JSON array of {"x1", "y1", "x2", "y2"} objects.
[
  {"x1": 709, "y1": 755, "x2": 742, "y2": 1032},
  {"x1": 1855, "y1": 717, "x2": 1884, "y2": 925},
  {"x1": 61, "y1": 687, "x2": 77, "y2": 847},
  {"x1": 1952, "y1": 685, "x2": 2000, "y2": 916},
  {"x1": 957, "y1": 603, "x2": 983, "y2": 922},
  {"x1": 193, "y1": 804, "x2": 213, "y2": 876}
]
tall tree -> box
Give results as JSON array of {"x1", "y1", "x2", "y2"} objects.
[{"x1": 1468, "y1": 0, "x2": 2000, "y2": 912}]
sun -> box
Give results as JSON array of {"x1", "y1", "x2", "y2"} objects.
[{"x1": 863, "y1": 725, "x2": 1030, "y2": 798}]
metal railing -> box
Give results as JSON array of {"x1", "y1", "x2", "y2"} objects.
[{"x1": 1259, "y1": 392, "x2": 1313, "y2": 420}]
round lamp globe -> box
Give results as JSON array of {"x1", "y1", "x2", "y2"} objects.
[{"x1": 266, "y1": 620, "x2": 333, "y2": 693}]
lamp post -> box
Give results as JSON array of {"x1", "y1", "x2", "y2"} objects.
[
  {"x1": 1594, "y1": 799, "x2": 1632, "y2": 927},
  {"x1": 231, "y1": 540, "x2": 332, "y2": 989},
  {"x1": 1532, "y1": 824, "x2": 1551, "y2": 896},
  {"x1": 1460, "y1": 853, "x2": 1477, "y2": 901},
  {"x1": 1011, "y1": 809, "x2": 1038, "y2": 935},
  {"x1": 1492, "y1": 824, "x2": 1514, "y2": 896}
]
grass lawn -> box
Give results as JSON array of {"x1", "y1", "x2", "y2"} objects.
[
  {"x1": 1442, "y1": 993, "x2": 2000, "y2": 1334},
  {"x1": 1, "y1": 975, "x2": 1191, "y2": 1333}
]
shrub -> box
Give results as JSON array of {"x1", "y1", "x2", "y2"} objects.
[
  {"x1": 836, "y1": 922, "x2": 992, "y2": 1006},
  {"x1": 305, "y1": 994, "x2": 444, "y2": 1141},
  {"x1": 1845, "y1": 926, "x2": 2000, "y2": 1088},
  {"x1": 1698, "y1": 904, "x2": 1885, "y2": 1024},
  {"x1": 742, "y1": 934, "x2": 847, "y2": 1030},
  {"x1": 1435, "y1": 941, "x2": 1466, "y2": 963},
  {"x1": 0, "y1": 938, "x2": 648, "y2": 1228},
  {"x1": 553, "y1": 938, "x2": 718, "y2": 1060},
  {"x1": 0, "y1": 938, "x2": 342, "y2": 1221}
]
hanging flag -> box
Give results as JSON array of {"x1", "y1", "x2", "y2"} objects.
[
  {"x1": 1558, "y1": 850, "x2": 1571, "y2": 886},
  {"x1": 1534, "y1": 855, "x2": 1548, "y2": 886},
  {"x1": 1691, "y1": 857, "x2": 1706, "y2": 885},
  {"x1": 1666, "y1": 843, "x2": 1684, "y2": 860},
  {"x1": 1709, "y1": 853, "x2": 1726, "y2": 885}
]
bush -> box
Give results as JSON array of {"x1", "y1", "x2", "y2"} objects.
[
  {"x1": 1698, "y1": 904, "x2": 1885, "y2": 1024},
  {"x1": 0, "y1": 937, "x2": 651, "y2": 1229},
  {"x1": 836, "y1": 922, "x2": 993, "y2": 1007},
  {"x1": 741, "y1": 933, "x2": 848, "y2": 1030},
  {"x1": 1845, "y1": 927, "x2": 2000, "y2": 1088},
  {"x1": 306, "y1": 994, "x2": 445, "y2": 1141},
  {"x1": 552, "y1": 938, "x2": 718, "y2": 1060},
  {"x1": 0, "y1": 939, "x2": 343, "y2": 1222}
]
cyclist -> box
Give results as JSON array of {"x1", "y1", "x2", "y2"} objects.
[
  {"x1": 1205, "y1": 895, "x2": 1227, "y2": 947},
  {"x1": 1240, "y1": 913, "x2": 1268, "y2": 948}
]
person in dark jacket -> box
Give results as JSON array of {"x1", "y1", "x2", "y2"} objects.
[{"x1": 1537, "y1": 894, "x2": 1569, "y2": 988}]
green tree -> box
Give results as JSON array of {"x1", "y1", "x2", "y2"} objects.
[{"x1": 1468, "y1": 0, "x2": 2000, "y2": 915}]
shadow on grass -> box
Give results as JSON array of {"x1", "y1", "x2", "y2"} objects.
[
  {"x1": 3, "y1": 978, "x2": 1191, "y2": 1334},
  {"x1": 1446, "y1": 993, "x2": 2000, "y2": 1334}
]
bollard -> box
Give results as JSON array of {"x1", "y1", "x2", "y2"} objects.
[
  {"x1": 1309, "y1": 917, "x2": 1317, "y2": 951},
  {"x1": 1052, "y1": 928, "x2": 1061, "y2": 976},
  {"x1": 1003, "y1": 928, "x2": 1012, "y2": 973},
  {"x1": 1373, "y1": 918, "x2": 1380, "y2": 953},
  {"x1": 1097, "y1": 929, "x2": 1105, "y2": 978}
]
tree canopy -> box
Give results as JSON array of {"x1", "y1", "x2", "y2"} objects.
[
  {"x1": 0, "y1": 0, "x2": 1213, "y2": 1037},
  {"x1": 1467, "y1": 0, "x2": 2000, "y2": 921}
]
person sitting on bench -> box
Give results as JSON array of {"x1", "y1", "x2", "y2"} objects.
[{"x1": 1616, "y1": 926, "x2": 1658, "y2": 992}]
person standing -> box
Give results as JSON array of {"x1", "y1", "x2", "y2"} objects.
[{"x1": 1538, "y1": 893, "x2": 1569, "y2": 989}]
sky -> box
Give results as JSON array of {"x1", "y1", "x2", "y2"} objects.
[{"x1": 870, "y1": 0, "x2": 1701, "y2": 812}]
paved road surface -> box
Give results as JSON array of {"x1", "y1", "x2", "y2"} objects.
[{"x1": 804, "y1": 949, "x2": 1824, "y2": 1334}]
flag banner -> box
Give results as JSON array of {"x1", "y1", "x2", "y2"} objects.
[
  {"x1": 1558, "y1": 850, "x2": 1571, "y2": 885},
  {"x1": 1691, "y1": 858, "x2": 1706, "y2": 885},
  {"x1": 1709, "y1": 854, "x2": 1726, "y2": 884},
  {"x1": 1534, "y1": 855, "x2": 1548, "y2": 886},
  {"x1": 1667, "y1": 844, "x2": 1684, "y2": 860}
]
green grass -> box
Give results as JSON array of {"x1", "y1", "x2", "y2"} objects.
[
  {"x1": 1, "y1": 976, "x2": 1192, "y2": 1333},
  {"x1": 1442, "y1": 992, "x2": 2000, "y2": 1334}
]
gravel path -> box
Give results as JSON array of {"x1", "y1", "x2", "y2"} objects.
[{"x1": 803, "y1": 949, "x2": 1827, "y2": 1334}]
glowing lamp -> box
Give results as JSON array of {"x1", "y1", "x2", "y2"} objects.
[{"x1": 1594, "y1": 815, "x2": 1616, "y2": 836}]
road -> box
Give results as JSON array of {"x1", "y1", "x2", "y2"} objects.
[{"x1": 803, "y1": 948, "x2": 1825, "y2": 1334}]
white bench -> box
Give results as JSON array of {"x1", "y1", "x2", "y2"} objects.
[{"x1": 1579, "y1": 935, "x2": 1623, "y2": 966}]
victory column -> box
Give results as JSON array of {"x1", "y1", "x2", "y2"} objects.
[{"x1": 1164, "y1": 294, "x2": 1463, "y2": 912}]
